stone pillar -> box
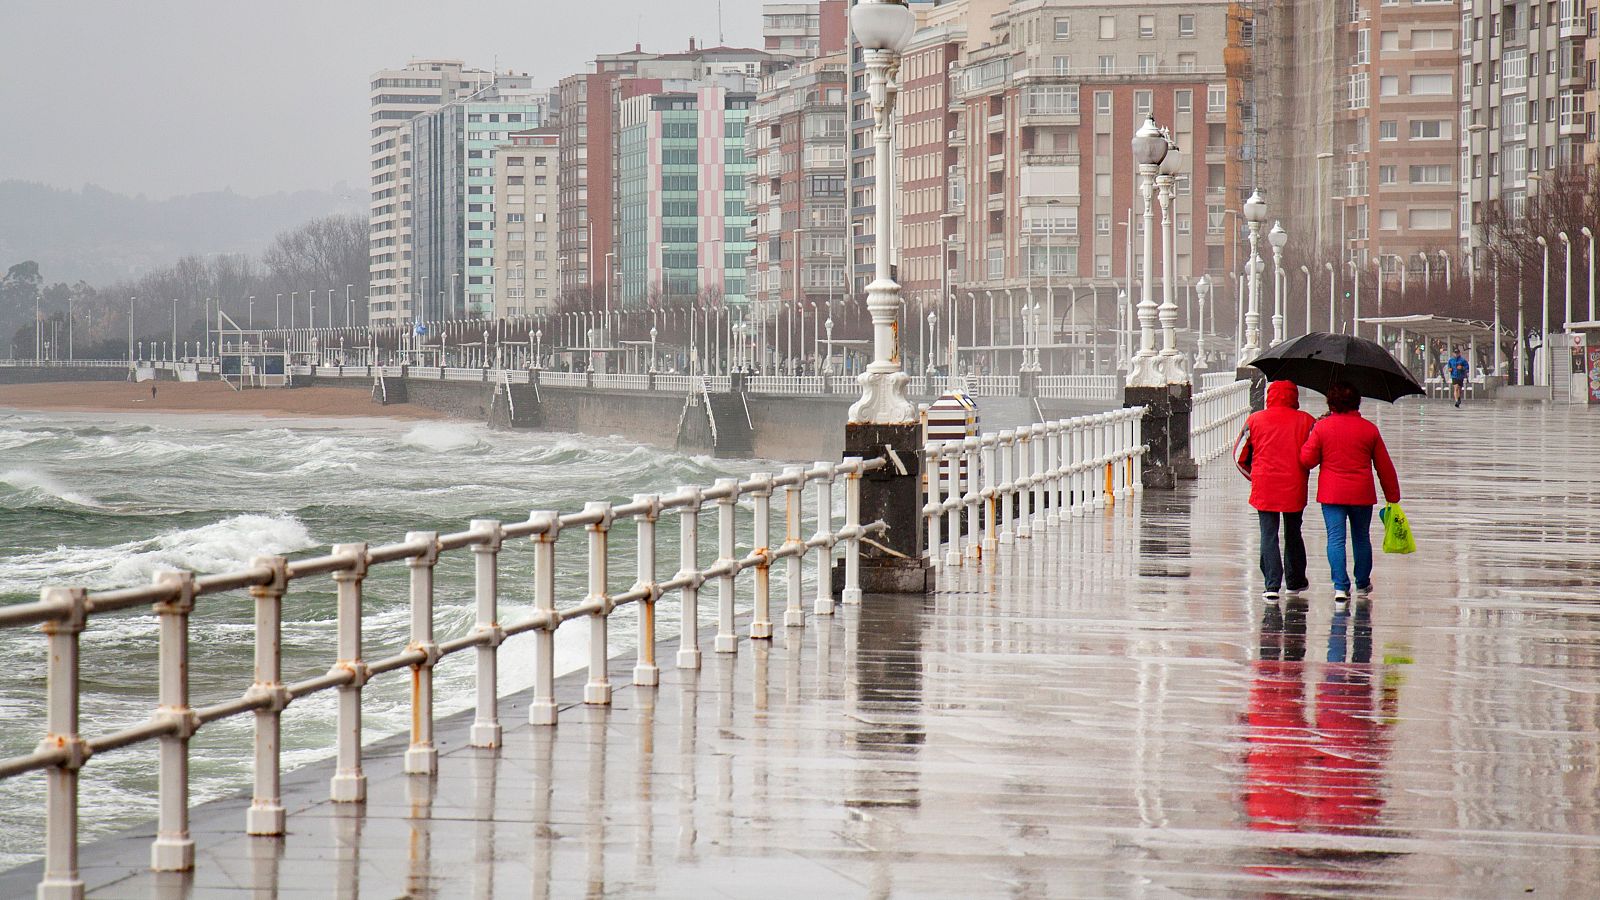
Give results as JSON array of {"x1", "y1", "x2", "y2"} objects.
[
  {"x1": 1018, "y1": 368, "x2": 1039, "y2": 399},
  {"x1": 844, "y1": 423, "x2": 935, "y2": 594},
  {"x1": 730, "y1": 370, "x2": 747, "y2": 394},
  {"x1": 1124, "y1": 386, "x2": 1174, "y2": 490},
  {"x1": 1237, "y1": 366, "x2": 1267, "y2": 411},
  {"x1": 1168, "y1": 381, "x2": 1196, "y2": 480}
]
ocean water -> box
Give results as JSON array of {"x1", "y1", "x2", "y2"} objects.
[{"x1": 0, "y1": 410, "x2": 773, "y2": 869}]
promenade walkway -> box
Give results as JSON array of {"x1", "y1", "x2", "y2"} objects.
[{"x1": 8, "y1": 400, "x2": 1600, "y2": 897}]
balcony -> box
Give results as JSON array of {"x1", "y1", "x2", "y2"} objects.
[
  {"x1": 987, "y1": 113, "x2": 1006, "y2": 132},
  {"x1": 1020, "y1": 151, "x2": 1081, "y2": 167},
  {"x1": 948, "y1": 128, "x2": 963, "y2": 146},
  {"x1": 1204, "y1": 144, "x2": 1227, "y2": 161},
  {"x1": 987, "y1": 152, "x2": 1006, "y2": 172},
  {"x1": 987, "y1": 193, "x2": 1006, "y2": 212}
]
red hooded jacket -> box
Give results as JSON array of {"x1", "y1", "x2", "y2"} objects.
[
  {"x1": 1299, "y1": 411, "x2": 1401, "y2": 506},
  {"x1": 1243, "y1": 381, "x2": 1317, "y2": 513}
]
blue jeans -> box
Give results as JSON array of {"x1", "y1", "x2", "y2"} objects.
[
  {"x1": 1257, "y1": 511, "x2": 1307, "y2": 592},
  {"x1": 1321, "y1": 504, "x2": 1374, "y2": 593}
]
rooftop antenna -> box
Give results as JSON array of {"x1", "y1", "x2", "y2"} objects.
[{"x1": 718, "y1": 0, "x2": 724, "y2": 45}]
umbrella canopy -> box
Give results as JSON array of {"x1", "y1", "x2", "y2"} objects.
[{"x1": 1246, "y1": 333, "x2": 1424, "y2": 403}]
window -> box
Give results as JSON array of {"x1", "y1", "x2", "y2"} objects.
[
  {"x1": 1176, "y1": 90, "x2": 1193, "y2": 114},
  {"x1": 1408, "y1": 73, "x2": 1452, "y2": 95},
  {"x1": 1408, "y1": 209, "x2": 1451, "y2": 230},
  {"x1": 1380, "y1": 30, "x2": 1399, "y2": 52},
  {"x1": 1098, "y1": 55, "x2": 1115, "y2": 73},
  {"x1": 1378, "y1": 120, "x2": 1398, "y2": 141},
  {"x1": 1095, "y1": 91, "x2": 1112, "y2": 114},
  {"x1": 1409, "y1": 165, "x2": 1451, "y2": 184},
  {"x1": 1099, "y1": 16, "x2": 1115, "y2": 39},
  {"x1": 1379, "y1": 75, "x2": 1399, "y2": 96},
  {"x1": 1135, "y1": 90, "x2": 1153, "y2": 116},
  {"x1": 1095, "y1": 173, "x2": 1112, "y2": 196},
  {"x1": 1137, "y1": 54, "x2": 1156, "y2": 74},
  {"x1": 1054, "y1": 17, "x2": 1070, "y2": 39},
  {"x1": 1378, "y1": 165, "x2": 1397, "y2": 185},
  {"x1": 1412, "y1": 29, "x2": 1454, "y2": 50},
  {"x1": 1410, "y1": 119, "x2": 1449, "y2": 140},
  {"x1": 1177, "y1": 52, "x2": 1197, "y2": 73},
  {"x1": 1095, "y1": 214, "x2": 1111, "y2": 235},
  {"x1": 1207, "y1": 85, "x2": 1226, "y2": 113},
  {"x1": 1379, "y1": 209, "x2": 1398, "y2": 230},
  {"x1": 1139, "y1": 15, "x2": 1155, "y2": 38},
  {"x1": 1095, "y1": 254, "x2": 1112, "y2": 277},
  {"x1": 1178, "y1": 14, "x2": 1195, "y2": 37}
]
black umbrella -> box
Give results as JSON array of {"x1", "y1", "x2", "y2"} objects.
[{"x1": 1246, "y1": 332, "x2": 1424, "y2": 403}]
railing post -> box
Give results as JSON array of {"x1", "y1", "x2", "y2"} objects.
[
  {"x1": 584, "y1": 502, "x2": 614, "y2": 704},
  {"x1": 151, "y1": 570, "x2": 198, "y2": 871},
  {"x1": 469, "y1": 520, "x2": 504, "y2": 748},
  {"x1": 781, "y1": 467, "x2": 806, "y2": 628},
  {"x1": 748, "y1": 476, "x2": 778, "y2": 631},
  {"x1": 1015, "y1": 428, "x2": 1033, "y2": 540},
  {"x1": 403, "y1": 533, "x2": 440, "y2": 773},
  {"x1": 1035, "y1": 423, "x2": 1053, "y2": 530},
  {"x1": 528, "y1": 511, "x2": 561, "y2": 726},
  {"x1": 38, "y1": 586, "x2": 87, "y2": 900},
  {"x1": 714, "y1": 479, "x2": 740, "y2": 654},
  {"x1": 632, "y1": 494, "x2": 663, "y2": 686},
  {"x1": 246, "y1": 557, "x2": 289, "y2": 836},
  {"x1": 1069, "y1": 422, "x2": 1087, "y2": 517},
  {"x1": 331, "y1": 542, "x2": 370, "y2": 801},
  {"x1": 1045, "y1": 422, "x2": 1062, "y2": 527},
  {"x1": 980, "y1": 438, "x2": 999, "y2": 554},
  {"x1": 924, "y1": 442, "x2": 943, "y2": 567},
  {"x1": 944, "y1": 441, "x2": 962, "y2": 568},
  {"x1": 842, "y1": 460, "x2": 865, "y2": 604},
  {"x1": 676, "y1": 488, "x2": 704, "y2": 669},
  {"x1": 811, "y1": 462, "x2": 835, "y2": 616},
  {"x1": 1131, "y1": 410, "x2": 1146, "y2": 495},
  {"x1": 998, "y1": 431, "x2": 1016, "y2": 544},
  {"x1": 1096, "y1": 415, "x2": 1111, "y2": 508},
  {"x1": 963, "y1": 436, "x2": 982, "y2": 559}
]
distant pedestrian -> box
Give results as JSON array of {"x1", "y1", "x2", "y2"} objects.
[
  {"x1": 1446, "y1": 347, "x2": 1469, "y2": 407},
  {"x1": 1240, "y1": 381, "x2": 1317, "y2": 601},
  {"x1": 1299, "y1": 381, "x2": 1402, "y2": 602},
  {"x1": 150, "y1": 383, "x2": 157, "y2": 401}
]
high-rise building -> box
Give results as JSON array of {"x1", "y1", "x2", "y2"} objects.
[
  {"x1": 1464, "y1": 0, "x2": 1593, "y2": 260},
  {"x1": 411, "y1": 75, "x2": 550, "y2": 321},
  {"x1": 367, "y1": 60, "x2": 493, "y2": 327},
  {"x1": 744, "y1": 53, "x2": 851, "y2": 323},
  {"x1": 949, "y1": 0, "x2": 1242, "y2": 371},
  {"x1": 493, "y1": 128, "x2": 560, "y2": 317},
  {"x1": 762, "y1": 2, "x2": 849, "y2": 58},
  {"x1": 618, "y1": 83, "x2": 757, "y2": 309},
  {"x1": 559, "y1": 43, "x2": 793, "y2": 310}
]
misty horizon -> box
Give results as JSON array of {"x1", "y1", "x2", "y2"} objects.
[{"x1": 0, "y1": 0, "x2": 760, "y2": 199}]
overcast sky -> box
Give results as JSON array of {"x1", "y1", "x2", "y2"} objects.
[{"x1": 0, "y1": 0, "x2": 760, "y2": 199}]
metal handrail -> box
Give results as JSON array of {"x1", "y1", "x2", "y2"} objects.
[
  {"x1": 922, "y1": 407, "x2": 1147, "y2": 568},
  {"x1": 0, "y1": 456, "x2": 887, "y2": 895},
  {"x1": 1189, "y1": 379, "x2": 1252, "y2": 463}
]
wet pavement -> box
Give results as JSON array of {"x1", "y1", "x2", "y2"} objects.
[{"x1": 9, "y1": 399, "x2": 1600, "y2": 898}]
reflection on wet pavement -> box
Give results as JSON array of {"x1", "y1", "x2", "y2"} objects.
[{"x1": 26, "y1": 402, "x2": 1600, "y2": 897}]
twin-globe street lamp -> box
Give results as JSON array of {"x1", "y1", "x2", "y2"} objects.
[
  {"x1": 1127, "y1": 116, "x2": 1188, "y2": 387},
  {"x1": 1240, "y1": 190, "x2": 1268, "y2": 362},
  {"x1": 846, "y1": 0, "x2": 917, "y2": 425},
  {"x1": 1268, "y1": 221, "x2": 1287, "y2": 345}
]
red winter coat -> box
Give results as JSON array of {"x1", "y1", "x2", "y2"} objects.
[
  {"x1": 1299, "y1": 411, "x2": 1401, "y2": 507},
  {"x1": 1244, "y1": 381, "x2": 1317, "y2": 513}
]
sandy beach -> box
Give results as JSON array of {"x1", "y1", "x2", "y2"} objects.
[{"x1": 0, "y1": 381, "x2": 447, "y2": 420}]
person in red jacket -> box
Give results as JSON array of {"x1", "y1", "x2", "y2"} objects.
[
  {"x1": 1299, "y1": 381, "x2": 1402, "y2": 601},
  {"x1": 1242, "y1": 380, "x2": 1317, "y2": 600}
]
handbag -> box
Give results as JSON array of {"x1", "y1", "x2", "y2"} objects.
[
  {"x1": 1232, "y1": 424, "x2": 1253, "y2": 481},
  {"x1": 1379, "y1": 503, "x2": 1416, "y2": 554}
]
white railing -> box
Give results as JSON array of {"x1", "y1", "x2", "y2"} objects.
[
  {"x1": 0, "y1": 359, "x2": 132, "y2": 368},
  {"x1": 922, "y1": 407, "x2": 1147, "y2": 568},
  {"x1": 443, "y1": 367, "x2": 485, "y2": 382},
  {"x1": 0, "y1": 458, "x2": 887, "y2": 896},
  {"x1": 1036, "y1": 374, "x2": 1119, "y2": 401},
  {"x1": 1198, "y1": 371, "x2": 1237, "y2": 392},
  {"x1": 652, "y1": 374, "x2": 701, "y2": 393},
  {"x1": 964, "y1": 375, "x2": 1022, "y2": 397},
  {"x1": 1190, "y1": 380, "x2": 1251, "y2": 463},
  {"x1": 537, "y1": 371, "x2": 587, "y2": 388},
  {"x1": 704, "y1": 375, "x2": 732, "y2": 394},
  {"x1": 594, "y1": 373, "x2": 650, "y2": 391},
  {"x1": 747, "y1": 375, "x2": 827, "y2": 395}
]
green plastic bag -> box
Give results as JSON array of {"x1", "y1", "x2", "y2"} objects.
[{"x1": 1379, "y1": 503, "x2": 1416, "y2": 555}]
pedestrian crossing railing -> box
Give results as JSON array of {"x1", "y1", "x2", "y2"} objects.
[
  {"x1": 922, "y1": 407, "x2": 1146, "y2": 567},
  {"x1": 1036, "y1": 374, "x2": 1120, "y2": 401},
  {"x1": 1190, "y1": 379, "x2": 1251, "y2": 463},
  {"x1": 1198, "y1": 371, "x2": 1238, "y2": 392},
  {"x1": 0, "y1": 459, "x2": 886, "y2": 898}
]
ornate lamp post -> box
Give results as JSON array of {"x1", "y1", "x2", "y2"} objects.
[
  {"x1": 1240, "y1": 191, "x2": 1267, "y2": 360},
  {"x1": 1156, "y1": 132, "x2": 1186, "y2": 382},
  {"x1": 1127, "y1": 116, "x2": 1169, "y2": 388},
  {"x1": 1193, "y1": 275, "x2": 1210, "y2": 372},
  {"x1": 847, "y1": 0, "x2": 917, "y2": 425},
  {"x1": 649, "y1": 326, "x2": 658, "y2": 373},
  {"x1": 1268, "y1": 221, "x2": 1287, "y2": 346}
]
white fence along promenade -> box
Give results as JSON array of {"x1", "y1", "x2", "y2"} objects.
[{"x1": 1189, "y1": 379, "x2": 1252, "y2": 463}]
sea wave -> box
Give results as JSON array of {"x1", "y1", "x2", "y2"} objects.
[
  {"x1": 400, "y1": 423, "x2": 487, "y2": 453},
  {"x1": 0, "y1": 468, "x2": 104, "y2": 510}
]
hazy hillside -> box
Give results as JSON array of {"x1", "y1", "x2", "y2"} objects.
[{"x1": 0, "y1": 181, "x2": 364, "y2": 284}]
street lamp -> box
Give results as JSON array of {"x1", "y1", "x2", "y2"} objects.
[
  {"x1": 1193, "y1": 275, "x2": 1210, "y2": 371},
  {"x1": 1584, "y1": 227, "x2": 1597, "y2": 323},
  {"x1": 1323, "y1": 262, "x2": 1335, "y2": 334},
  {"x1": 1558, "y1": 231, "x2": 1573, "y2": 331},
  {"x1": 847, "y1": 0, "x2": 917, "y2": 424},
  {"x1": 1128, "y1": 116, "x2": 1169, "y2": 387},
  {"x1": 1240, "y1": 190, "x2": 1267, "y2": 360},
  {"x1": 1536, "y1": 235, "x2": 1550, "y2": 388},
  {"x1": 1348, "y1": 259, "x2": 1361, "y2": 338},
  {"x1": 1267, "y1": 221, "x2": 1287, "y2": 345},
  {"x1": 649, "y1": 326, "x2": 658, "y2": 373},
  {"x1": 1299, "y1": 265, "x2": 1311, "y2": 340},
  {"x1": 1155, "y1": 132, "x2": 1185, "y2": 381}
]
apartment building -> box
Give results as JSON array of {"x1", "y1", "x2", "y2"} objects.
[
  {"x1": 618, "y1": 83, "x2": 757, "y2": 308},
  {"x1": 762, "y1": 1, "x2": 849, "y2": 58},
  {"x1": 492, "y1": 128, "x2": 560, "y2": 317},
  {"x1": 558, "y1": 44, "x2": 792, "y2": 308},
  {"x1": 950, "y1": 0, "x2": 1240, "y2": 369},
  {"x1": 410, "y1": 75, "x2": 549, "y2": 321},
  {"x1": 367, "y1": 60, "x2": 492, "y2": 326},
  {"x1": 744, "y1": 54, "x2": 851, "y2": 316},
  {"x1": 1464, "y1": 0, "x2": 1595, "y2": 260}
]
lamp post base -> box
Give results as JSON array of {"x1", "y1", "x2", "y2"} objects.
[
  {"x1": 1167, "y1": 381, "x2": 1197, "y2": 481},
  {"x1": 1124, "y1": 385, "x2": 1175, "y2": 490},
  {"x1": 1236, "y1": 366, "x2": 1268, "y2": 411},
  {"x1": 843, "y1": 421, "x2": 935, "y2": 595}
]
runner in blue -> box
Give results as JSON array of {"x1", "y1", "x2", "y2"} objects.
[{"x1": 1447, "y1": 347, "x2": 1469, "y2": 408}]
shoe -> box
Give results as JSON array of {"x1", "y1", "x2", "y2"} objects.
[
  {"x1": 1455, "y1": 399, "x2": 1461, "y2": 408},
  {"x1": 1333, "y1": 589, "x2": 1350, "y2": 603},
  {"x1": 1355, "y1": 584, "x2": 1373, "y2": 599},
  {"x1": 1263, "y1": 590, "x2": 1281, "y2": 601},
  {"x1": 1283, "y1": 586, "x2": 1306, "y2": 597}
]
